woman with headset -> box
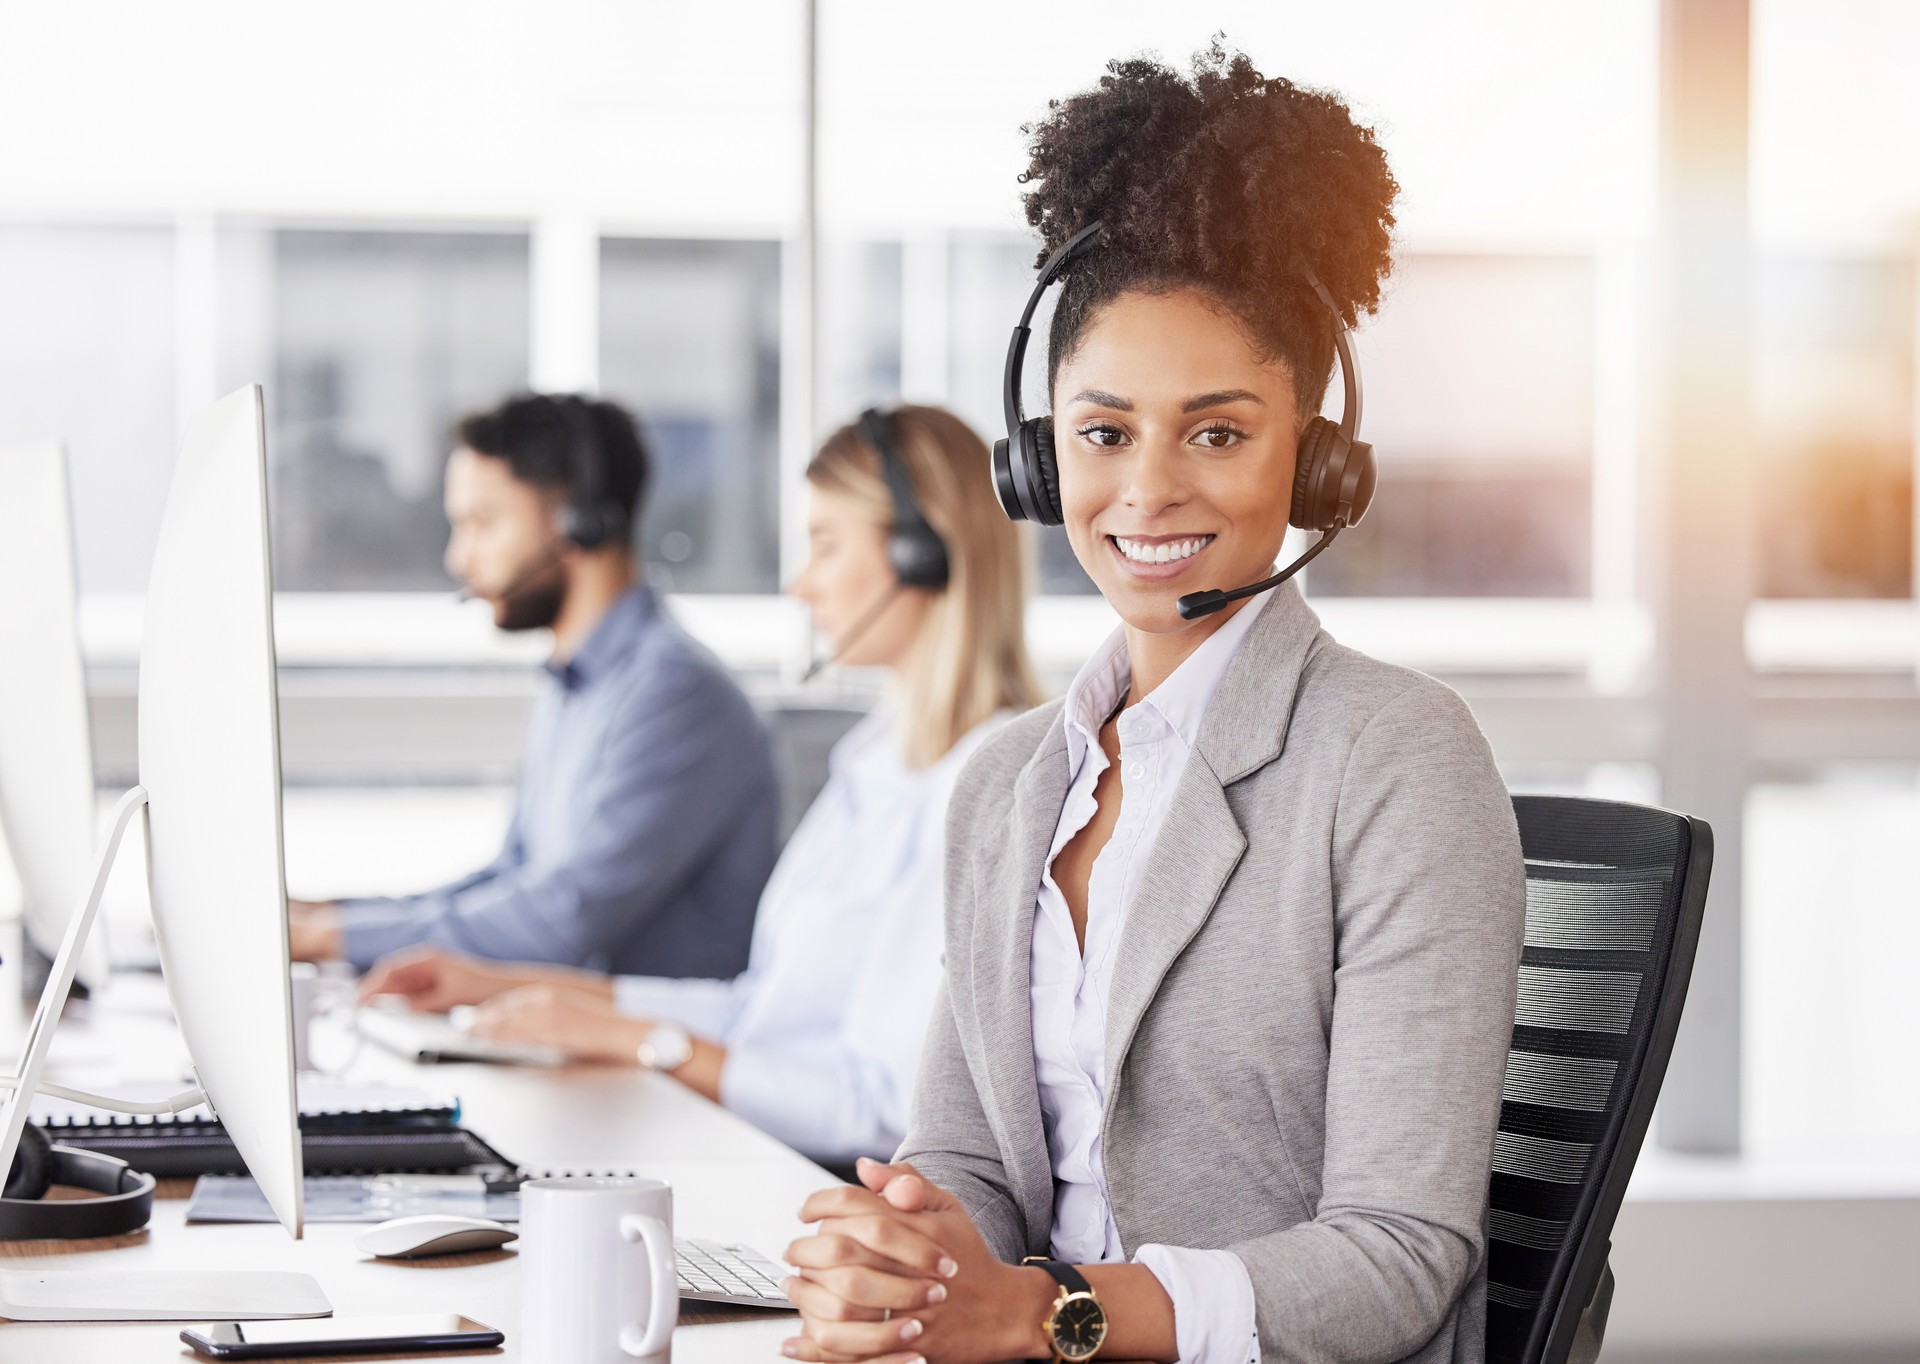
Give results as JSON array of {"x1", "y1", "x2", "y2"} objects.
[
  {"x1": 359, "y1": 405, "x2": 1040, "y2": 1168},
  {"x1": 781, "y1": 46, "x2": 1526, "y2": 1364}
]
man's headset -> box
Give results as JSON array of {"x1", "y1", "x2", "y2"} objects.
[
  {"x1": 458, "y1": 395, "x2": 633, "y2": 604},
  {"x1": 555, "y1": 395, "x2": 631, "y2": 553},
  {"x1": 1, "y1": 1121, "x2": 156, "y2": 1239},
  {"x1": 801, "y1": 408, "x2": 950, "y2": 681},
  {"x1": 991, "y1": 221, "x2": 1378, "y2": 620}
]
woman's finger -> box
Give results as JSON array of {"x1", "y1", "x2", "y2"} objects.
[
  {"x1": 793, "y1": 1264, "x2": 948, "y2": 1313},
  {"x1": 785, "y1": 1232, "x2": 926, "y2": 1280},
  {"x1": 815, "y1": 1214, "x2": 957, "y2": 1279},
  {"x1": 782, "y1": 1274, "x2": 887, "y2": 1324},
  {"x1": 781, "y1": 1337, "x2": 921, "y2": 1364},
  {"x1": 800, "y1": 1183, "x2": 892, "y2": 1224},
  {"x1": 792, "y1": 1310, "x2": 927, "y2": 1359}
]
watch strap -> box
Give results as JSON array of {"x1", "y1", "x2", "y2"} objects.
[{"x1": 1022, "y1": 1257, "x2": 1092, "y2": 1297}]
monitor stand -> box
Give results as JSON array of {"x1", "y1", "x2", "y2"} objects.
[{"x1": 0, "y1": 787, "x2": 329, "y2": 1323}]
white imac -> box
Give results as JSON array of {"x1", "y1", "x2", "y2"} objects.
[
  {"x1": 0, "y1": 442, "x2": 109, "y2": 995},
  {"x1": 0, "y1": 387, "x2": 324, "y2": 1322}
]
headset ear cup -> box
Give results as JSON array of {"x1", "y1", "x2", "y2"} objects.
[
  {"x1": 4, "y1": 1123, "x2": 53, "y2": 1201},
  {"x1": 562, "y1": 502, "x2": 628, "y2": 553},
  {"x1": 889, "y1": 528, "x2": 951, "y2": 591},
  {"x1": 1292, "y1": 418, "x2": 1341, "y2": 530},
  {"x1": 1031, "y1": 419, "x2": 1064, "y2": 526}
]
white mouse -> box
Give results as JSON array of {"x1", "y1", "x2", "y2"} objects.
[{"x1": 355, "y1": 1214, "x2": 519, "y2": 1260}]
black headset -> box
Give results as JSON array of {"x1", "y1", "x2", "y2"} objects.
[
  {"x1": 1, "y1": 1122, "x2": 156, "y2": 1239},
  {"x1": 799, "y1": 409, "x2": 950, "y2": 682},
  {"x1": 991, "y1": 221, "x2": 1379, "y2": 619},
  {"x1": 859, "y1": 407, "x2": 951, "y2": 591},
  {"x1": 556, "y1": 395, "x2": 630, "y2": 552}
]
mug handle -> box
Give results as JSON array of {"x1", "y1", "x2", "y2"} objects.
[{"x1": 616, "y1": 1212, "x2": 677, "y2": 1358}]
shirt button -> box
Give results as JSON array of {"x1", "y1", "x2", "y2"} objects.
[{"x1": 1125, "y1": 762, "x2": 1145, "y2": 781}]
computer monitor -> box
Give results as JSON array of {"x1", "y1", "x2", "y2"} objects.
[
  {"x1": 0, "y1": 442, "x2": 109, "y2": 995},
  {"x1": 0, "y1": 386, "x2": 321, "y2": 1322}
]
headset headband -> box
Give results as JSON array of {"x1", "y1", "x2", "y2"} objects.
[
  {"x1": 1002, "y1": 221, "x2": 1106, "y2": 438},
  {"x1": 1002, "y1": 222, "x2": 1358, "y2": 442},
  {"x1": 559, "y1": 397, "x2": 605, "y2": 508},
  {"x1": 1300, "y1": 268, "x2": 1363, "y2": 445},
  {"x1": 859, "y1": 408, "x2": 933, "y2": 538}
]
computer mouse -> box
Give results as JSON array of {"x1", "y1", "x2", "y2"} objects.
[{"x1": 355, "y1": 1214, "x2": 519, "y2": 1259}]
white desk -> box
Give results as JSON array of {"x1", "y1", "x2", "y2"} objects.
[{"x1": 1, "y1": 973, "x2": 828, "y2": 1361}]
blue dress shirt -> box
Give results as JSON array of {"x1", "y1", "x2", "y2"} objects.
[
  {"x1": 611, "y1": 706, "x2": 1006, "y2": 1164},
  {"x1": 337, "y1": 585, "x2": 778, "y2": 978}
]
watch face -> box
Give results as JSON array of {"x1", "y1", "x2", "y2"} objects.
[{"x1": 1051, "y1": 1292, "x2": 1107, "y2": 1361}]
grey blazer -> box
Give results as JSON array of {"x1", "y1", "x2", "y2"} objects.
[{"x1": 898, "y1": 581, "x2": 1526, "y2": 1364}]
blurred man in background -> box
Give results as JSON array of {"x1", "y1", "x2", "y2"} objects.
[{"x1": 288, "y1": 393, "x2": 777, "y2": 979}]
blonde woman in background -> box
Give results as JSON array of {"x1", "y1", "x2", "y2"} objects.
[{"x1": 360, "y1": 405, "x2": 1040, "y2": 1168}]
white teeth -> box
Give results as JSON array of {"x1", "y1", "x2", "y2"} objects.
[{"x1": 1114, "y1": 536, "x2": 1211, "y2": 564}]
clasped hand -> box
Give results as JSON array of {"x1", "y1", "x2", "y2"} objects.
[{"x1": 783, "y1": 1159, "x2": 1045, "y2": 1364}]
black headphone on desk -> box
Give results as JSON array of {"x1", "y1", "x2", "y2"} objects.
[
  {"x1": 991, "y1": 221, "x2": 1379, "y2": 619},
  {"x1": 1, "y1": 1122, "x2": 156, "y2": 1239},
  {"x1": 555, "y1": 395, "x2": 631, "y2": 552}
]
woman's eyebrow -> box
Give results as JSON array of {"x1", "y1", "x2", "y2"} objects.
[
  {"x1": 1067, "y1": 389, "x2": 1133, "y2": 411},
  {"x1": 1181, "y1": 388, "x2": 1265, "y2": 412}
]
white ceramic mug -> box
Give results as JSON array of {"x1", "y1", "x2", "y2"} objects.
[{"x1": 519, "y1": 1175, "x2": 677, "y2": 1364}]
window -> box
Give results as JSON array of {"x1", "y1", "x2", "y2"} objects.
[
  {"x1": 1745, "y1": 767, "x2": 1920, "y2": 1157},
  {"x1": 1310, "y1": 253, "x2": 1597, "y2": 598},
  {"x1": 216, "y1": 227, "x2": 533, "y2": 591},
  {"x1": 0, "y1": 223, "x2": 175, "y2": 593},
  {"x1": 1754, "y1": 256, "x2": 1914, "y2": 599},
  {"x1": 599, "y1": 238, "x2": 783, "y2": 594}
]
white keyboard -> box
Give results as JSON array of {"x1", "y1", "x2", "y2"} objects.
[
  {"x1": 677, "y1": 1238, "x2": 793, "y2": 1308},
  {"x1": 354, "y1": 1006, "x2": 566, "y2": 1068}
]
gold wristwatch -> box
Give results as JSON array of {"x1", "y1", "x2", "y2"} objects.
[{"x1": 1023, "y1": 1257, "x2": 1107, "y2": 1363}]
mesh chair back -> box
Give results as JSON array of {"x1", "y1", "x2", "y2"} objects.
[
  {"x1": 761, "y1": 703, "x2": 868, "y2": 846},
  {"x1": 1485, "y1": 796, "x2": 1711, "y2": 1364}
]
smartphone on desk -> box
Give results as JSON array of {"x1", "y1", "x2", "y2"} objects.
[{"x1": 181, "y1": 1314, "x2": 503, "y2": 1359}]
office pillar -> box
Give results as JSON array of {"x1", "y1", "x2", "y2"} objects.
[
  {"x1": 1910, "y1": 225, "x2": 1920, "y2": 684},
  {"x1": 530, "y1": 214, "x2": 600, "y2": 395},
  {"x1": 173, "y1": 213, "x2": 219, "y2": 437},
  {"x1": 1652, "y1": 0, "x2": 1752, "y2": 1153},
  {"x1": 1589, "y1": 238, "x2": 1646, "y2": 696},
  {"x1": 779, "y1": 0, "x2": 821, "y2": 595}
]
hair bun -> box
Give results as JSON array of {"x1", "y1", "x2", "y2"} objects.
[{"x1": 1020, "y1": 39, "x2": 1398, "y2": 409}]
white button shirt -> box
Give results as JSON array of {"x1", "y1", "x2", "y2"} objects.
[
  {"x1": 614, "y1": 706, "x2": 1003, "y2": 1163},
  {"x1": 1032, "y1": 589, "x2": 1271, "y2": 1364}
]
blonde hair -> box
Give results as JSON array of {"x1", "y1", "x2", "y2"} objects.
[{"x1": 808, "y1": 405, "x2": 1041, "y2": 769}]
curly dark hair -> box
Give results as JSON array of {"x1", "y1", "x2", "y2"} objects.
[{"x1": 1021, "y1": 40, "x2": 1398, "y2": 415}]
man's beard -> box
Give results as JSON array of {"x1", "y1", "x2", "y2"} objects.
[{"x1": 494, "y1": 554, "x2": 568, "y2": 632}]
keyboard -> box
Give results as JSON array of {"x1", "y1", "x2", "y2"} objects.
[
  {"x1": 677, "y1": 1238, "x2": 793, "y2": 1308},
  {"x1": 355, "y1": 1006, "x2": 567, "y2": 1068},
  {"x1": 43, "y1": 1112, "x2": 519, "y2": 1182}
]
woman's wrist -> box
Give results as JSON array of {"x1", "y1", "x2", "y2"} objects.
[{"x1": 997, "y1": 1264, "x2": 1062, "y2": 1361}]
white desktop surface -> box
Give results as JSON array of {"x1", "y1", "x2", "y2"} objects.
[{"x1": 0, "y1": 971, "x2": 826, "y2": 1361}]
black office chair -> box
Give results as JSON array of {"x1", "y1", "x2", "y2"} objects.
[
  {"x1": 1484, "y1": 795, "x2": 1712, "y2": 1364},
  {"x1": 761, "y1": 702, "x2": 869, "y2": 846}
]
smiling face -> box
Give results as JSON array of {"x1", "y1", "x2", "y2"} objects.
[{"x1": 1053, "y1": 287, "x2": 1301, "y2": 638}]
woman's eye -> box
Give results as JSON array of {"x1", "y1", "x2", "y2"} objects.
[
  {"x1": 1077, "y1": 423, "x2": 1127, "y2": 449},
  {"x1": 1194, "y1": 424, "x2": 1244, "y2": 450}
]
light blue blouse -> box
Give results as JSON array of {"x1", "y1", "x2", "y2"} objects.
[{"x1": 613, "y1": 706, "x2": 1006, "y2": 1164}]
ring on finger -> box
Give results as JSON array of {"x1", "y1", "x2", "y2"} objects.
[{"x1": 882, "y1": 1308, "x2": 892, "y2": 1322}]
